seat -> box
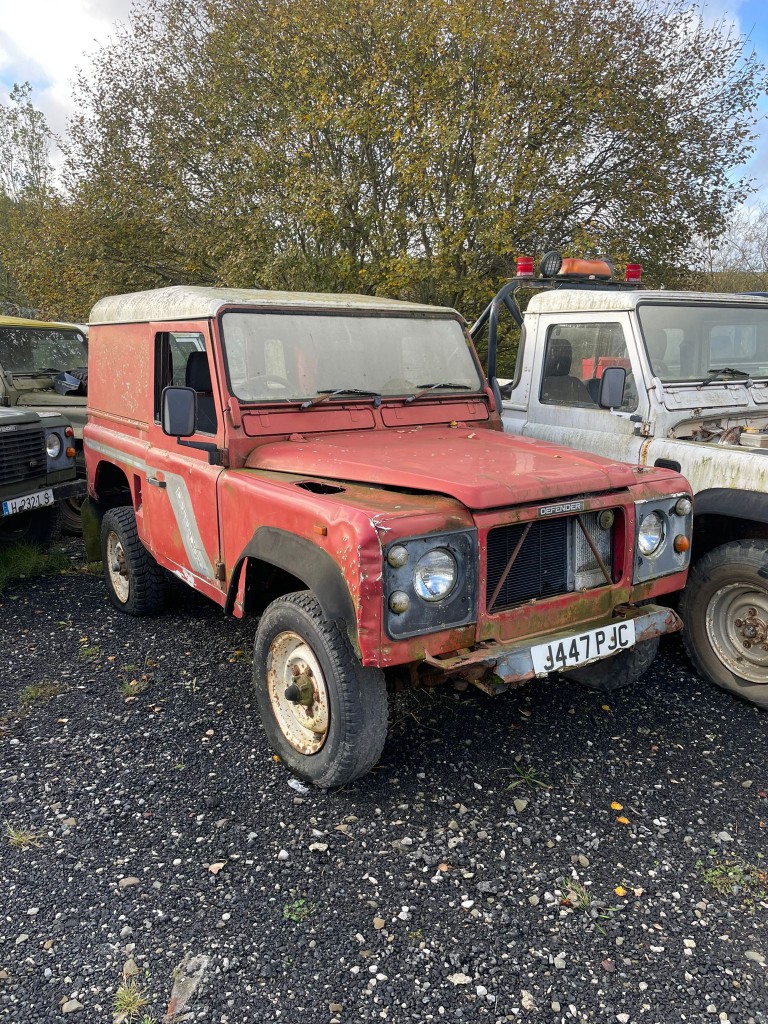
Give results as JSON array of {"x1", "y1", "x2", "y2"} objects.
[
  {"x1": 541, "y1": 339, "x2": 594, "y2": 405},
  {"x1": 185, "y1": 351, "x2": 217, "y2": 433}
]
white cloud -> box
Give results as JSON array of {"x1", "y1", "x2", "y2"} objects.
[{"x1": 0, "y1": 0, "x2": 132, "y2": 137}]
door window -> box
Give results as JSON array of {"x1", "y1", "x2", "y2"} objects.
[
  {"x1": 154, "y1": 332, "x2": 217, "y2": 433},
  {"x1": 539, "y1": 322, "x2": 638, "y2": 411}
]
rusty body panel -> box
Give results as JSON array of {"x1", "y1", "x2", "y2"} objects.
[{"x1": 85, "y1": 287, "x2": 692, "y2": 686}]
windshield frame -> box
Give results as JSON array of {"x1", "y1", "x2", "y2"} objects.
[
  {"x1": 215, "y1": 306, "x2": 485, "y2": 406},
  {"x1": 637, "y1": 299, "x2": 768, "y2": 385}
]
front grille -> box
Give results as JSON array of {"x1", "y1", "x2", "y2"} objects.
[
  {"x1": 0, "y1": 427, "x2": 46, "y2": 487},
  {"x1": 486, "y1": 512, "x2": 614, "y2": 612}
]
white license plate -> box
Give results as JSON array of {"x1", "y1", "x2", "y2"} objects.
[
  {"x1": 531, "y1": 619, "x2": 636, "y2": 674},
  {"x1": 1, "y1": 488, "x2": 54, "y2": 517}
]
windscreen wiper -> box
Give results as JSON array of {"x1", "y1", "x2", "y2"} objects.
[
  {"x1": 702, "y1": 367, "x2": 752, "y2": 385},
  {"x1": 405, "y1": 382, "x2": 473, "y2": 404},
  {"x1": 301, "y1": 388, "x2": 382, "y2": 410}
]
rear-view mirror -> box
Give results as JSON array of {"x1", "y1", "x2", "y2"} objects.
[
  {"x1": 598, "y1": 366, "x2": 626, "y2": 409},
  {"x1": 162, "y1": 386, "x2": 196, "y2": 437}
]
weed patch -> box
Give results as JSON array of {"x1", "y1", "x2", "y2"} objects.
[{"x1": 0, "y1": 545, "x2": 68, "y2": 594}]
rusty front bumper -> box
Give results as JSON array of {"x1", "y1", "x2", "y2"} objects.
[{"x1": 423, "y1": 604, "x2": 682, "y2": 684}]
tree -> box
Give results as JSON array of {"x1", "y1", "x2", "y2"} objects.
[
  {"x1": 3, "y1": 0, "x2": 766, "y2": 320},
  {"x1": 692, "y1": 203, "x2": 768, "y2": 292}
]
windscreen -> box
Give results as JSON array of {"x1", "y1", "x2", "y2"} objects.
[
  {"x1": 220, "y1": 311, "x2": 483, "y2": 402},
  {"x1": 0, "y1": 326, "x2": 88, "y2": 374},
  {"x1": 638, "y1": 303, "x2": 768, "y2": 382}
]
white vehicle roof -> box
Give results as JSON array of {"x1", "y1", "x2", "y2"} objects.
[
  {"x1": 526, "y1": 288, "x2": 768, "y2": 315},
  {"x1": 89, "y1": 285, "x2": 459, "y2": 325}
]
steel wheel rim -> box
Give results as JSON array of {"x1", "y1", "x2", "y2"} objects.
[
  {"x1": 267, "y1": 631, "x2": 329, "y2": 754},
  {"x1": 106, "y1": 531, "x2": 130, "y2": 604},
  {"x1": 705, "y1": 581, "x2": 768, "y2": 683}
]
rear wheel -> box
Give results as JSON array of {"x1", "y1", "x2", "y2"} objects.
[
  {"x1": 101, "y1": 506, "x2": 166, "y2": 615},
  {"x1": 253, "y1": 592, "x2": 388, "y2": 787},
  {"x1": 564, "y1": 637, "x2": 659, "y2": 693},
  {"x1": 60, "y1": 454, "x2": 87, "y2": 535},
  {"x1": 680, "y1": 541, "x2": 768, "y2": 710}
]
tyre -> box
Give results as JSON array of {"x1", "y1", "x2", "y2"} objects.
[
  {"x1": 0, "y1": 504, "x2": 62, "y2": 549},
  {"x1": 253, "y1": 591, "x2": 388, "y2": 788},
  {"x1": 100, "y1": 505, "x2": 167, "y2": 615},
  {"x1": 60, "y1": 457, "x2": 87, "y2": 535},
  {"x1": 680, "y1": 540, "x2": 768, "y2": 710},
  {"x1": 563, "y1": 637, "x2": 659, "y2": 693}
]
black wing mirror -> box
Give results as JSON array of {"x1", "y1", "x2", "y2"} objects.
[
  {"x1": 162, "y1": 386, "x2": 197, "y2": 437},
  {"x1": 598, "y1": 366, "x2": 626, "y2": 409}
]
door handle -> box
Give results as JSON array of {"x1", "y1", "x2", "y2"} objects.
[{"x1": 147, "y1": 475, "x2": 167, "y2": 489}]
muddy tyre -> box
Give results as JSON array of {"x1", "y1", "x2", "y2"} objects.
[
  {"x1": 101, "y1": 506, "x2": 167, "y2": 615},
  {"x1": 253, "y1": 592, "x2": 388, "y2": 788},
  {"x1": 680, "y1": 541, "x2": 768, "y2": 710},
  {"x1": 0, "y1": 504, "x2": 62, "y2": 548},
  {"x1": 564, "y1": 637, "x2": 659, "y2": 693},
  {"x1": 60, "y1": 454, "x2": 86, "y2": 535}
]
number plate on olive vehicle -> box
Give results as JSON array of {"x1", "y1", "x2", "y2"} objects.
[
  {"x1": 1, "y1": 489, "x2": 54, "y2": 517},
  {"x1": 531, "y1": 620, "x2": 636, "y2": 675}
]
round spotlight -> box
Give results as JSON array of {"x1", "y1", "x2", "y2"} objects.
[{"x1": 539, "y1": 251, "x2": 563, "y2": 278}]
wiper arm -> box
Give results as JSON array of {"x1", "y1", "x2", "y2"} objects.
[
  {"x1": 703, "y1": 367, "x2": 751, "y2": 385},
  {"x1": 405, "y1": 382, "x2": 473, "y2": 404},
  {"x1": 301, "y1": 388, "x2": 382, "y2": 410}
]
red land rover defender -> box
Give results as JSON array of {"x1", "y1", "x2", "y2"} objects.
[{"x1": 85, "y1": 286, "x2": 692, "y2": 786}]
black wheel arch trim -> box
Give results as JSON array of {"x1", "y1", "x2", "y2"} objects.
[
  {"x1": 694, "y1": 488, "x2": 768, "y2": 525},
  {"x1": 225, "y1": 527, "x2": 358, "y2": 633}
]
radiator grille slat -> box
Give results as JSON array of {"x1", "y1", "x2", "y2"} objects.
[
  {"x1": 0, "y1": 428, "x2": 46, "y2": 487},
  {"x1": 486, "y1": 513, "x2": 613, "y2": 612}
]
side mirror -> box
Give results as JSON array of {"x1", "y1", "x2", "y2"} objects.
[
  {"x1": 598, "y1": 366, "x2": 626, "y2": 409},
  {"x1": 162, "y1": 386, "x2": 197, "y2": 437}
]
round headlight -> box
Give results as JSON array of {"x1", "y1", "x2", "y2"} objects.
[
  {"x1": 413, "y1": 548, "x2": 457, "y2": 602},
  {"x1": 674, "y1": 496, "x2": 692, "y2": 517},
  {"x1": 638, "y1": 511, "x2": 665, "y2": 555},
  {"x1": 46, "y1": 433, "x2": 62, "y2": 458}
]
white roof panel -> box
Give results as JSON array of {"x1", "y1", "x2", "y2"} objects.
[
  {"x1": 526, "y1": 288, "x2": 768, "y2": 315},
  {"x1": 89, "y1": 285, "x2": 459, "y2": 325}
]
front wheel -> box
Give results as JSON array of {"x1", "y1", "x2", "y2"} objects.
[
  {"x1": 253, "y1": 592, "x2": 388, "y2": 788},
  {"x1": 0, "y1": 504, "x2": 62, "y2": 549},
  {"x1": 680, "y1": 541, "x2": 768, "y2": 710},
  {"x1": 563, "y1": 637, "x2": 659, "y2": 693}
]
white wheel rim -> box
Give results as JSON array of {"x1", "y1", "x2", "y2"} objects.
[
  {"x1": 267, "y1": 631, "x2": 330, "y2": 754},
  {"x1": 706, "y1": 581, "x2": 768, "y2": 683},
  {"x1": 106, "y1": 530, "x2": 130, "y2": 604}
]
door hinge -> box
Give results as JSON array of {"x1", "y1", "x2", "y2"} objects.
[{"x1": 214, "y1": 560, "x2": 226, "y2": 582}]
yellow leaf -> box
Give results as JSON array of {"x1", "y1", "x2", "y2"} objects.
[
  {"x1": 616, "y1": 815, "x2": 630, "y2": 825},
  {"x1": 614, "y1": 885, "x2": 628, "y2": 897},
  {"x1": 611, "y1": 801, "x2": 623, "y2": 811},
  {"x1": 601, "y1": 704, "x2": 610, "y2": 712}
]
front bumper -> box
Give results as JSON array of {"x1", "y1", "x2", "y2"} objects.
[{"x1": 423, "y1": 604, "x2": 681, "y2": 684}]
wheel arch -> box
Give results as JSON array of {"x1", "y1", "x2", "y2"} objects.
[
  {"x1": 693, "y1": 488, "x2": 768, "y2": 560},
  {"x1": 225, "y1": 528, "x2": 360, "y2": 652}
]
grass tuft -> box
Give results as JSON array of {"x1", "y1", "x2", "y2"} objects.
[
  {"x1": 0, "y1": 544, "x2": 68, "y2": 594},
  {"x1": 4, "y1": 821, "x2": 45, "y2": 850},
  {"x1": 113, "y1": 979, "x2": 149, "y2": 1019},
  {"x1": 19, "y1": 682, "x2": 61, "y2": 706},
  {"x1": 696, "y1": 850, "x2": 767, "y2": 908}
]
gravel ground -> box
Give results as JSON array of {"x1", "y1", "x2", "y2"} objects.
[{"x1": 1, "y1": 549, "x2": 767, "y2": 1024}]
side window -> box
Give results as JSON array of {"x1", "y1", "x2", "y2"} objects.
[
  {"x1": 154, "y1": 331, "x2": 217, "y2": 433},
  {"x1": 540, "y1": 323, "x2": 638, "y2": 411}
]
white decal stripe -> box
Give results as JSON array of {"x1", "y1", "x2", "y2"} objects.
[{"x1": 87, "y1": 439, "x2": 215, "y2": 580}]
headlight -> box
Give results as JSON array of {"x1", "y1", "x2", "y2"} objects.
[
  {"x1": 413, "y1": 548, "x2": 457, "y2": 602},
  {"x1": 46, "y1": 432, "x2": 62, "y2": 458},
  {"x1": 638, "y1": 511, "x2": 665, "y2": 555}
]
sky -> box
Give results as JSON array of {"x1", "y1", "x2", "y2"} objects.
[{"x1": 0, "y1": 0, "x2": 767, "y2": 202}]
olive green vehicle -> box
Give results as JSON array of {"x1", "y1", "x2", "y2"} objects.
[
  {"x1": 0, "y1": 406, "x2": 85, "y2": 547},
  {"x1": 0, "y1": 316, "x2": 88, "y2": 532}
]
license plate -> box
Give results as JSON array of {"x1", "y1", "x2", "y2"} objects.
[
  {"x1": 531, "y1": 620, "x2": 636, "y2": 674},
  {"x1": 1, "y1": 489, "x2": 54, "y2": 517}
]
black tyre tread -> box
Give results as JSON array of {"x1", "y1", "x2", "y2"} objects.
[
  {"x1": 680, "y1": 540, "x2": 768, "y2": 709},
  {"x1": 254, "y1": 591, "x2": 388, "y2": 788},
  {"x1": 101, "y1": 506, "x2": 166, "y2": 616},
  {"x1": 565, "y1": 637, "x2": 659, "y2": 693}
]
